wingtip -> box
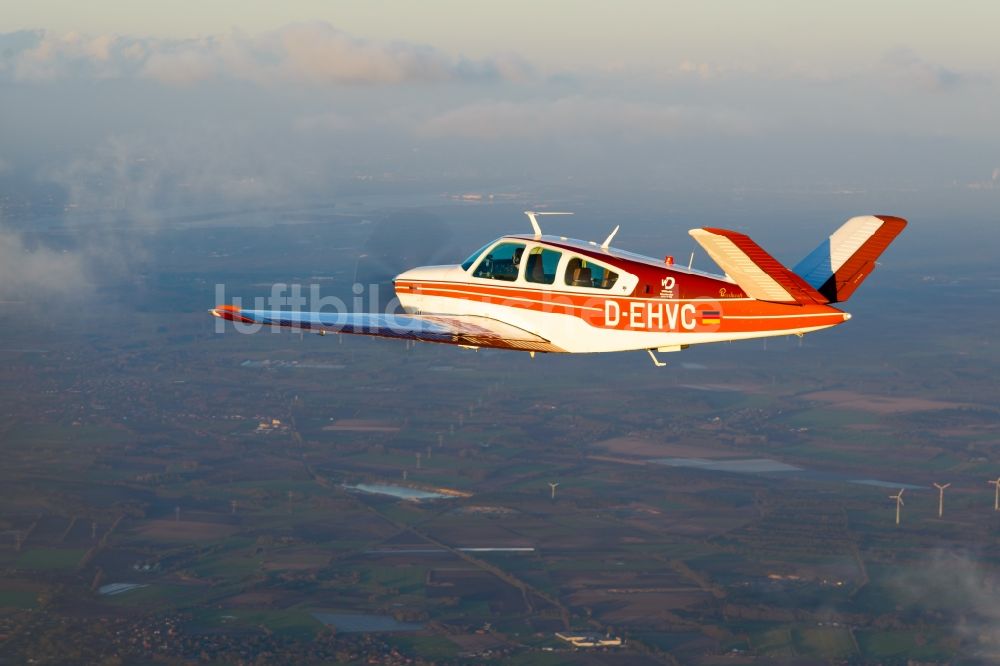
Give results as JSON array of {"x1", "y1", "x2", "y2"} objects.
[
  {"x1": 874, "y1": 215, "x2": 908, "y2": 230},
  {"x1": 211, "y1": 304, "x2": 252, "y2": 323},
  {"x1": 210, "y1": 304, "x2": 237, "y2": 318}
]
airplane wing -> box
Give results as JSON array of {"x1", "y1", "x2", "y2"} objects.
[{"x1": 210, "y1": 305, "x2": 564, "y2": 353}]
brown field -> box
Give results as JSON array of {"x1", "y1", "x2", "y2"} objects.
[
  {"x1": 135, "y1": 520, "x2": 239, "y2": 541},
  {"x1": 936, "y1": 425, "x2": 1000, "y2": 437},
  {"x1": 421, "y1": 521, "x2": 535, "y2": 548},
  {"x1": 568, "y1": 589, "x2": 712, "y2": 617},
  {"x1": 447, "y1": 633, "x2": 509, "y2": 652},
  {"x1": 553, "y1": 570, "x2": 693, "y2": 591},
  {"x1": 590, "y1": 436, "x2": 740, "y2": 459},
  {"x1": 223, "y1": 591, "x2": 285, "y2": 607},
  {"x1": 261, "y1": 547, "x2": 332, "y2": 571},
  {"x1": 677, "y1": 383, "x2": 766, "y2": 394},
  {"x1": 800, "y1": 390, "x2": 968, "y2": 414},
  {"x1": 651, "y1": 511, "x2": 757, "y2": 537},
  {"x1": 323, "y1": 419, "x2": 401, "y2": 432}
]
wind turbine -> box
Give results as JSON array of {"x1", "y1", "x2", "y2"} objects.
[
  {"x1": 932, "y1": 482, "x2": 950, "y2": 518},
  {"x1": 548, "y1": 482, "x2": 559, "y2": 500},
  {"x1": 889, "y1": 489, "x2": 904, "y2": 525},
  {"x1": 990, "y1": 477, "x2": 1000, "y2": 511}
]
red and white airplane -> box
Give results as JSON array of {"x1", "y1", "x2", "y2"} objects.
[{"x1": 212, "y1": 212, "x2": 906, "y2": 366}]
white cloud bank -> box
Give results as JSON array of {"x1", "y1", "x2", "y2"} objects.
[
  {"x1": 0, "y1": 227, "x2": 88, "y2": 299},
  {"x1": 0, "y1": 23, "x2": 533, "y2": 86},
  {"x1": 882, "y1": 47, "x2": 986, "y2": 92}
]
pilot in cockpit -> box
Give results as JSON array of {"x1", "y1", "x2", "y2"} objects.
[{"x1": 512, "y1": 247, "x2": 524, "y2": 269}]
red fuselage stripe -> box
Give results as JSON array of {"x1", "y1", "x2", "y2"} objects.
[{"x1": 396, "y1": 280, "x2": 844, "y2": 334}]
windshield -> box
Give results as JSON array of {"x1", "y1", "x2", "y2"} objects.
[
  {"x1": 472, "y1": 242, "x2": 526, "y2": 282},
  {"x1": 460, "y1": 241, "x2": 495, "y2": 271}
]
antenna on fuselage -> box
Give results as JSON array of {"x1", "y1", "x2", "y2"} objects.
[
  {"x1": 524, "y1": 211, "x2": 573, "y2": 239},
  {"x1": 601, "y1": 225, "x2": 620, "y2": 250}
]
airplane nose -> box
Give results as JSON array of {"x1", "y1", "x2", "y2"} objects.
[{"x1": 395, "y1": 265, "x2": 459, "y2": 282}]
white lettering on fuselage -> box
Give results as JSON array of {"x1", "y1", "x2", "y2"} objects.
[
  {"x1": 629, "y1": 302, "x2": 643, "y2": 328},
  {"x1": 604, "y1": 300, "x2": 620, "y2": 326},
  {"x1": 605, "y1": 301, "x2": 697, "y2": 331}
]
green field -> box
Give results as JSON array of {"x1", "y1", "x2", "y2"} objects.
[{"x1": 17, "y1": 548, "x2": 85, "y2": 571}]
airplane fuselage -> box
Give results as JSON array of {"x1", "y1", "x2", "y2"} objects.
[{"x1": 394, "y1": 234, "x2": 849, "y2": 354}]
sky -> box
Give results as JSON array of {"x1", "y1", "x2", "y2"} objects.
[
  {"x1": 1, "y1": 2, "x2": 998, "y2": 297},
  {"x1": 5, "y1": 1, "x2": 999, "y2": 68},
  {"x1": 2, "y1": 2, "x2": 998, "y2": 194}
]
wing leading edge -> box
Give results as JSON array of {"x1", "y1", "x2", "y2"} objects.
[{"x1": 210, "y1": 305, "x2": 565, "y2": 353}]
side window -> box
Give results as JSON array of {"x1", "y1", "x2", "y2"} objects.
[
  {"x1": 564, "y1": 256, "x2": 619, "y2": 290},
  {"x1": 472, "y1": 242, "x2": 526, "y2": 281},
  {"x1": 524, "y1": 247, "x2": 562, "y2": 285}
]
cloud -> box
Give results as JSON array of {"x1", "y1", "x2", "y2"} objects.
[
  {"x1": 418, "y1": 97, "x2": 754, "y2": 141},
  {"x1": 890, "y1": 549, "x2": 1000, "y2": 648},
  {"x1": 140, "y1": 45, "x2": 217, "y2": 85},
  {"x1": 5, "y1": 129, "x2": 315, "y2": 301},
  {"x1": 882, "y1": 48, "x2": 985, "y2": 92},
  {"x1": 676, "y1": 58, "x2": 739, "y2": 81},
  {"x1": 0, "y1": 23, "x2": 533, "y2": 86},
  {"x1": 0, "y1": 226, "x2": 89, "y2": 300},
  {"x1": 2, "y1": 30, "x2": 150, "y2": 81},
  {"x1": 0, "y1": 125, "x2": 313, "y2": 302},
  {"x1": 45, "y1": 131, "x2": 327, "y2": 217},
  {"x1": 240, "y1": 23, "x2": 454, "y2": 85}
]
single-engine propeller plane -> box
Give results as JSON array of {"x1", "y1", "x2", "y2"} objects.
[{"x1": 211, "y1": 212, "x2": 906, "y2": 366}]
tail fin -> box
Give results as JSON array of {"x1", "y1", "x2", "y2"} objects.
[
  {"x1": 689, "y1": 228, "x2": 829, "y2": 305},
  {"x1": 793, "y1": 215, "x2": 907, "y2": 303}
]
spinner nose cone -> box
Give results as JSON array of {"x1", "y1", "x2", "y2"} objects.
[{"x1": 843, "y1": 312, "x2": 852, "y2": 321}]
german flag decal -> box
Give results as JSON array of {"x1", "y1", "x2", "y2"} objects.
[{"x1": 700, "y1": 309, "x2": 722, "y2": 325}]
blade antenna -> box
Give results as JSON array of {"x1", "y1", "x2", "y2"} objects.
[
  {"x1": 601, "y1": 225, "x2": 620, "y2": 250},
  {"x1": 524, "y1": 211, "x2": 573, "y2": 239}
]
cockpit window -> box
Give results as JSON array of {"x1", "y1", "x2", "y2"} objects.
[
  {"x1": 472, "y1": 242, "x2": 526, "y2": 281},
  {"x1": 461, "y1": 242, "x2": 493, "y2": 271},
  {"x1": 524, "y1": 247, "x2": 562, "y2": 285},
  {"x1": 564, "y1": 256, "x2": 619, "y2": 289}
]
